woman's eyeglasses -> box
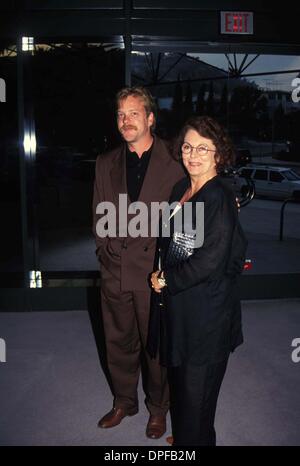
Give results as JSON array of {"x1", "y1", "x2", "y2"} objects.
[{"x1": 181, "y1": 142, "x2": 216, "y2": 157}]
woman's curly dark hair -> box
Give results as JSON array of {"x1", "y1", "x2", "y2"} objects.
[{"x1": 174, "y1": 116, "x2": 236, "y2": 173}]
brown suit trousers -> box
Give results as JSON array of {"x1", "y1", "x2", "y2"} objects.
[{"x1": 101, "y1": 264, "x2": 169, "y2": 415}]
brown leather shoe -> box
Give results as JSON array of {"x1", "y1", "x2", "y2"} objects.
[
  {"x1": 97, "y1": 407, "x2": 137, "y2": 428},
  {"x1": 146, "y1": 414, "x2": 166, "y2": 439}
]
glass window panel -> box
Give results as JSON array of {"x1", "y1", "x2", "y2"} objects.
[
  {"x1": 132, "y1": 51, "x2": 300, "y2": 275},
  {"x1": 254, "y1": 169, "x2": 268, "y2": 180},
  {"x1": 0, "y1": 44, "x2": 22, "y2": 274},
  {"x1": 270, "y1": 171, "x2": 284, "y2": 182},
  {"x1": 31, "y1": 41, "x2": 125, "y2": 271},
  {"x1": 283, "y1": 170, "x2": 300, "y2": 181}
]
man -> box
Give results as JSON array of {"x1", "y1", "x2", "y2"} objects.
[{"x1": 92, "y1": 86, "x2": 184, "y2": 439}]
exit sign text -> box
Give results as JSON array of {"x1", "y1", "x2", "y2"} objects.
[{"x1": 220, "y1": 11, "x2": 253, "y2": 35}]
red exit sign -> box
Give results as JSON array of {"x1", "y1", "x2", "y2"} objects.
[{"x1": 220, "y1": 11, "x2": 253, "y2": 35}]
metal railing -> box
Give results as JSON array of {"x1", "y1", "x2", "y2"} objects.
[{"x1": 279, "y1": 191, "x2": 300, "y2": 241}]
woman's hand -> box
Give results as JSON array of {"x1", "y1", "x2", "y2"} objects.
[{"x1": 151, "y1": 271, "x2": 164, "y2": 293}]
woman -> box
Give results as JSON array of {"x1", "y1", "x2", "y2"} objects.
[{"x1": 147, "y1": 116, "x2": 247, "y2": 446}]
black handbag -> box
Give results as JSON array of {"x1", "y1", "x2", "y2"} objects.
[{"x1": 164, "y1": 231, "x2": 196, "y2": 267}]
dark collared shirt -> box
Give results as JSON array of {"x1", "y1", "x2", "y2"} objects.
[{"x1": 126, "y1": 143, "x2": 153, "y2": 202}]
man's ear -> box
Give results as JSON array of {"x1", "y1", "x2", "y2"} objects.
[{"x1": 147, "y1": 112, "x2": 154, "y2": 128}]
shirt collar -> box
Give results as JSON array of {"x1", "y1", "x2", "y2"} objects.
[{"x1": 126, "y1": 142, "x2": 153, "y2": 166}]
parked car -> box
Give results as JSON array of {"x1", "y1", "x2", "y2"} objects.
[{"x1": 234, "y1": 164, "x2": 300, "y2": 200}]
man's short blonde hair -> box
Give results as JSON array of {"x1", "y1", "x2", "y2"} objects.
[{"x1": 116, "y1": 86, "x2": 157, "y2": 131}]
